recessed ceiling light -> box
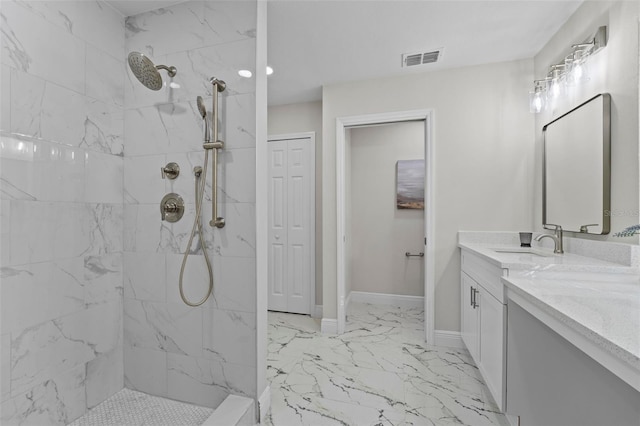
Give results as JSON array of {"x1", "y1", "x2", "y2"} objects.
[
  {"x1": 238, "y1": 69, "x2": 252, "y2": 78},
  {"x1": 266, "y1": 66, "x2": 274, "y2": 76}
]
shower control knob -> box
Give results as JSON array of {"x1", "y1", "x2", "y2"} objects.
[
  {"x1": 160, "y1": 193, "x2": 185, "y2": 222},
  {"x1": 161, "y1": 162, "x2": 180, "y2": 180}
]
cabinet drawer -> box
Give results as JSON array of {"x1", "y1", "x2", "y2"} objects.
[{"x1": 461, "y1": 250, "x2": 507, "y2": 302}]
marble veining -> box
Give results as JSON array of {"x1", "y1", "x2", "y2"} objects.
[{"x1": 266, "y1": 303, "x2": 509, "y2": 425}]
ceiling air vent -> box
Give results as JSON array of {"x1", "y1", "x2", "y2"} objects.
[{"x1": 402, "y1": 48, "x2": 443, "y2": 67}]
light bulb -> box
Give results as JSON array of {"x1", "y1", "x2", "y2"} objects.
[
  {"x1": 238, "y1": 69, "x2": 252, "y2": 78},
  {"x1": 573, "y1": 63, "x2": 583, "y2": 80},
  {"x1": 529, "y1": 83, "x2": 545, "y2": 114},
  {"x1": 266, "y1": 66, "x2": 273, "y2": 75},
  {"x1": 550, "y1": 79, "x2": 560, "y2": 98},
  {"x1": 533, "y1": 94, "x2": 542, "y2": 112}
]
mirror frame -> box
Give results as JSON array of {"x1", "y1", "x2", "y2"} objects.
[{"x1": 542, "y1": 93, "x2": 611, "y2": 234}]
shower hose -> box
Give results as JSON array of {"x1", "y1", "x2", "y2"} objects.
[{"x1": 179, "y1": 150, "x2": 214, "y2": 307}]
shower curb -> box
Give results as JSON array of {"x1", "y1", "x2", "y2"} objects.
[{"x1": 202, "y1": 394, "x2": 255, "y2": 426}]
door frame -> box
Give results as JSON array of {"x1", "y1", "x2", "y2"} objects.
[
  {"x1": 336, "y1": 110, "x2": 435, "y2": 343},
  {"x1": 267, "y1": 132, "x2": 316, "y2": 315}
]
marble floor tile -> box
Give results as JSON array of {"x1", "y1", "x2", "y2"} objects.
[{"x1": 266, "y1": 303, "x2": 509, "y2": 426}]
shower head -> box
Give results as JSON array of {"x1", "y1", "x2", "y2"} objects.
[
  {"x1": 128, "y1": 52, "x2": 177, "y2": 91},
  {"x1": 197, "y1": 96, "x2": 211, "y2": 143},
  {"x1": 197, "y1": 96, "x2": 207, "y2": 119}
]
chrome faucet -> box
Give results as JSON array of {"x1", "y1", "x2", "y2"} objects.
[{"x1": 535, "y1": 224, "x2": 564, "y2": 254}]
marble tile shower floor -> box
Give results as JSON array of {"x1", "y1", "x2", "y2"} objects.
[
  {"x1": 266, "y1": 303, "x2": 510, "y2": 426},
  {"x1": 68, "y1": 388, "x2": 213, "y2": 426}
]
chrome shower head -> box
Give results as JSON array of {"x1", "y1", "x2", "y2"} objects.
[
  {"x1": 128, "y1": 52, "x2": 177, "y2": 91},
  {"x1": 196, "y1": 96, "x2": 211, "y2": 142}
]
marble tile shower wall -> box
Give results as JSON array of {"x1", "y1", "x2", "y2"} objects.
[
  {"x1": 0, "y1": 1, "x2": 125, "y2": 424},
  {"x1": 122, "y1": 1, "x2": 258, "y2": 409}
]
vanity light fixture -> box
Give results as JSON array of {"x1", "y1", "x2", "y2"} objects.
[{"x1": 530, "y1": 26, "x2": 606, "y2": 114}]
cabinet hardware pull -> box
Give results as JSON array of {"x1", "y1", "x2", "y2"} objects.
[{"x1": 470, "y1": 286, "x2": 474, "y2": 306}]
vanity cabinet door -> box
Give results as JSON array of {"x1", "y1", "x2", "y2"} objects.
[
  {"x1": 479, "y1": 289, "x2": 506, "y2": 410},
  {"x1": 461, "y1": 272, "x2": 480, "y2": 363}
]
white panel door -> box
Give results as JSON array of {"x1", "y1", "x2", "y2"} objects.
[
  {"x1": 268, "y1": 137, "x2": 314, "y2": 314},
  {"x1": 268, "y1": 141, "x2": 288, "y2": 312}
]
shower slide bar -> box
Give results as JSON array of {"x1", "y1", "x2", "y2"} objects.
[{"x1": 204, "y1": 77, "x2": 226, "y2": 228}]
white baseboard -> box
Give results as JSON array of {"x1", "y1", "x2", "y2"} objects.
[
  {"x1": 434, "y1": 330, "x2": 464, "y2": 348},
  {"x1": 348, "y1": 291, "x2": 424, "y2": 308},
  {"x1": 313, "y1": 305, "x2": 322, "y2": 319},
  {"x1": 320, "y1": 318, "x2": 337, "y2": 334},
  {"x1": 258, "y1": 385, "x2": 270, "y2": 424}
]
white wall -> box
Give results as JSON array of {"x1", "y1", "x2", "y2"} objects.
[
  {"x1": 348, "y1": 122, "x2": 425, "y2": 297},
  {"x1": 533, "y1": 0, "x2": 639, "y2": 242},
  {"x1": 268, "y1": 101, "x2": 323, "y2": 308},
  {"x1": 322, "y1": 59, "x2": 535, "y2": 331}
]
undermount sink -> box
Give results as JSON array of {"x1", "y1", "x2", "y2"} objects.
[{"x1": 491, "y1": 247, "x2": 555, "y2": 258}]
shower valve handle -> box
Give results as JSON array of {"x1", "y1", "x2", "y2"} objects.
[
  {"x1": 161, "y1": 162, "x2": 180, "y2": 180},
  {"x1": 160, "y1": 193, "x2": 184, "y2": 223}
]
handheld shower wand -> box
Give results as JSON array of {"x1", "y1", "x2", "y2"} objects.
[
  {"x1": 196, "y1": 96, "x2": 211, "y2": 143},
  {"x1": 176, "y1": 96, "x2": 217, "y2": 307}
]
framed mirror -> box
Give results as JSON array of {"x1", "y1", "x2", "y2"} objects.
[{"x1": 543, "y1": 93, "x2": 611, "y2": 234}]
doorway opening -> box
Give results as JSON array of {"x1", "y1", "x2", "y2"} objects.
[{"x1": 336, "y1": 110, "x2": 435, "y2": 343}]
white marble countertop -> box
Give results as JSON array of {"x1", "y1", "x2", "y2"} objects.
[
  {"x1": 502, "y1": 273, "x2": 640, "y2": 391},
  {"x1": 459, "y1": 242, "x2": 638, "y2": 274}
]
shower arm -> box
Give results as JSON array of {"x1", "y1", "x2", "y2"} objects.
[
  {"x1": 204, "y1": 77, "x2": 226, "y2": 228},
  {"x1": 155, "y1": 64, "x2": 177, "y2": 77}
]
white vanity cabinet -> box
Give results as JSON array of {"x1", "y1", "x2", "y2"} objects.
[{"x1": 460, "y1": 249, "x2": 508, "y2": 411}]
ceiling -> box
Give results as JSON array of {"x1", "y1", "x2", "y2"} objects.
[{"x1": 105, "y1": 0, "x2": 583, "y2": 106}]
